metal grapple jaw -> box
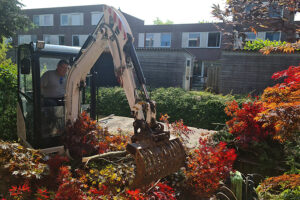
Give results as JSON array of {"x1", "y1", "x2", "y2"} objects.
[{"x1": 126, "y1": 121, "x2": 186, "y2": 189}]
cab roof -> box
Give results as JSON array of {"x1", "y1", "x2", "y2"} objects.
[{"x1": 32, "y1": 43, "x2": 81, "y2": 57}]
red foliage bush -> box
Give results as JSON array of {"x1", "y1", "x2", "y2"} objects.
[
  {"x1": 271, "y1": 65, "x2": 300, "y2": 88},
  {"x1": 126, "y1": 182, "x2": 176, "y2": 200},
  {"x1": 46, "y1": 155, "x2": 69, "y2": 178},
  {"x1": 185, "y1": 139, "x2": 237, "y2": 195},
  {"x1": 64, "y1": 112, "x2": 102, "y2": 158},
  {"x1": 35, "y1": 188, "x2": 50, "y2": 200},
  {"x1": 258, "y1": 65, "x2": 300, "y2": 142},
  {"x1": 225, "y1": 99, "x2": 276, "y2": 145},
  {"x1": 8, "y1": 183, "x2": 30, "y2": 199},
  {"x1": 55, "y1": 166, "x2": 84, "y2": 200}
]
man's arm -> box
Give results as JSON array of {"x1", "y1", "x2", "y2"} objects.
[{"x1": 40, "y1": 71, "x2": 49, "y2": 96}]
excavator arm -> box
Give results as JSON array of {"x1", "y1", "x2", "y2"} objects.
[{"x1": 65, "y1": 5, "x2": 185, "y2": 188}]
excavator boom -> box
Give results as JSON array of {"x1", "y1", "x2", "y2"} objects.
[{"x1": 65, "y1": 5, "x2": 186, "y2": 188}]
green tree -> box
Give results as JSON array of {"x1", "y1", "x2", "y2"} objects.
[
  {"x1": 211, "y1": 0, "x2": 299, "y2": 45},
  {"x1": 0, "y1": 38, "x2": 17, "y2": 140},
  {"x1": 0, "y1": 0, "x2": 32, "y2": 41},
  {"x1": 153, "y1": 17, "x2": 174, "y2": 25}
]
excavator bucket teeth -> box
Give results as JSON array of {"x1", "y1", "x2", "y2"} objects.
[{"x1": 127, "y1": 137, "x2": 186, "y2": 189}]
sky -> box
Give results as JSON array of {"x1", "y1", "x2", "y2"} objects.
[{"x1": 20, "y1": 0, "x2": 225, "y2": 24}]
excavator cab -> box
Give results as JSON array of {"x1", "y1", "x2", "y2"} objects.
[
  {"x1": 17, "y1": 5, "x2": 186, "y2": 189},
  {"x1": 17, "y1": 42, "x2": 95, "y2": 150}
]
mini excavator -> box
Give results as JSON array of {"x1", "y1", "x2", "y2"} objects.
[{"x1": 16, "y1": 5, "x2": 186, "y2": 188}]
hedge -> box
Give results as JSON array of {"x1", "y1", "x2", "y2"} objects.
[
  {"x1": 96, "y1": 87, "x2": 244, "y2": 130},
  {"x1": 0, "y1": 40, "x2": 17, "y2": 141}
]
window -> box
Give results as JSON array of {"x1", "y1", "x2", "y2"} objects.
[
  {"x1": 160, "y1": 33, "x2": 171, "y2": 47},
  {"x1": 61, "y1": 13, "x2": 83, "y2": 26},
  {"x1": 186, "y1": 59, "x2": 191, "y2": 67},
  {"x1": 138, "y1": 33, "x2": 144, "y2": 47},
  {"x1": 245, "y1": 3, "x2": 255, "y2": 14},
  {"x1": 59, "y1": 36, "x2": 65, "y2": 45},
  {"x1": 72, "y1": 14, "x2": 81, "y2": 25},
  {"x1": 91, "y1": 12, "x2": 103, "y2": 25},
  {"x1": 265, "y1": 32, "x2": 281, "y2": 41},
  {"x1": 145, "y1": 33, "x2": 154, "y2": 47},
  {"x1": 72, "y1": 36, "x2": 79, "y2": 46},
  {"x1": 43, "y1": 35, "x2": 64, "y2": 45},
  {"x1": 18, "y1": 35, "x2": 37, "y2": 44},
  {"x1": 61, "y1": 15, "x2": 68, "y2": 25},
  {"x1": 207, "y1": 32, "x2": 221, "y2": 47},
  {"x1": 33, "y1": 14, "x2": 53, "y2": 26},
  {"x1": 44, "y1": 35, "x2": 51, "y2": 44},
  {"x1": 188, "y1": 33, "x2": 200, "y2": 47},
  {"x1": 296, "y1": 32, "x2": 300, "y2": 40},
  {"x1": 72, "y1": 35, "x2": 88, "y2": 46},
  {"x1": 269, "y1": 3, "x2": 283, "y2": 18},
  {"x1": 245, "y1": 32, "x2": 256, "y2": 41},
  {"x1": 33, "y1": 15, "x2": 40, "y2": 25}
]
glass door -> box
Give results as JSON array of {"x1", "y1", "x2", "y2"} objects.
[{"x1": 18, "y1": 45, "x2": 34, "y2": 144}]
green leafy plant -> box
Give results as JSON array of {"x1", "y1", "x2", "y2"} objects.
[
  {"x1": 216, "y1": 172, "x2": 262, "y2": 200},
  {"x1": 244, "y1": 39, "x2": 287, "y2": 51},
  {"x1": 0, "y1": 39, "x2": 17, "y2": 141},
  {"x1": 257, "y1": 174, "x2": 300, "y2": 200}
]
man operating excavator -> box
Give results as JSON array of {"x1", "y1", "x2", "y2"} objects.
[{"x1": 41, "y1": 59, "x2": 69, "y2": 106}]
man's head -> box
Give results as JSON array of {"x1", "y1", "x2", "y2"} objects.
[{"x1": 56, "y1": 60, "x2": 69, "y2": 77}]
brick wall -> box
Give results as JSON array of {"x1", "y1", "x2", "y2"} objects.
[{"x1": 219, "y1": 51, "x2": 300, "y2": 94}]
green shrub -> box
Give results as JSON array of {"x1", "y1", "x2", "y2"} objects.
[
  {"x1": 244, "y1": 39, "x2": 287, "y2": 51},
  {"x1": 96, "y1": 87, "x2": 131, "y2": 117},
  {"x1": 96, "y1": 87, "x2": 241, "y2": 130},
  {"x1": 0, "y1": 39, "x2": 17, "y2": 141}
]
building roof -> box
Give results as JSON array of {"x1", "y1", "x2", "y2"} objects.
[{"x1": 22, "y1": 4, "x2": 104, "y2": 10}]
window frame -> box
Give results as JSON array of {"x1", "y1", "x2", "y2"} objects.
[
  {"x1": 33, "y1": 14, "x2": 53, "y2": 26},
  {"x1": 244, "y1": 32, "x2": 257, "y2": 41},
  {"x1": 160, "y1": 33, "x2": 171, "y2": 47},
  {"x1": 60, "y1": 13, "x2": 84, "y2": 26},
  {"x1": 18, "y1": 35, "x2": 37, "y2": 44},
  {"x1": 72, "y1": 35, "x2": 88, "y2": 46},
  {"x1": 59, "y1": 36, "x2": 65, "y2": 45},
  {"x1": 91, "y1": 12, "x2": 103, "y2": 25},
  {"x1": 145, "y1": 33, "x2": 154, "y2": 47},
  {"x1": 207, "y1": 32, "x2": 221, "y2": 48},
  {"x1": 188, "y1": 32, "x2": 201, "y2": 48},
  {"x1": 43, "y1": 35, "x2": 65, "y2": 45},
  {"x1": 265, "y1": 31, "x2": 281, "y2": 41},
  {"x1": 72, "y1": 35, "x2": 80, "y2": 46},
  {"x1": 268, "y1": 3, "x2": 283, "y2": 18}
]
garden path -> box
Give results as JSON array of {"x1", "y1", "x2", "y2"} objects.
[{"x1": 98, "y1": 115, "x2": 216, "y2": 148}]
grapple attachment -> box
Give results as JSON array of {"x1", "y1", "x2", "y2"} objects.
[{"x1": 126, "y1": 127, "x2": 186, "y2": 189}]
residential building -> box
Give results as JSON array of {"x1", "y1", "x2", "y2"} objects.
[
  {"x1": 18, "y1": 5, "x2": 143, "y2": 47},
  {"x1": 16, "y1": 4, "x2": 298, "y2": 90}
]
